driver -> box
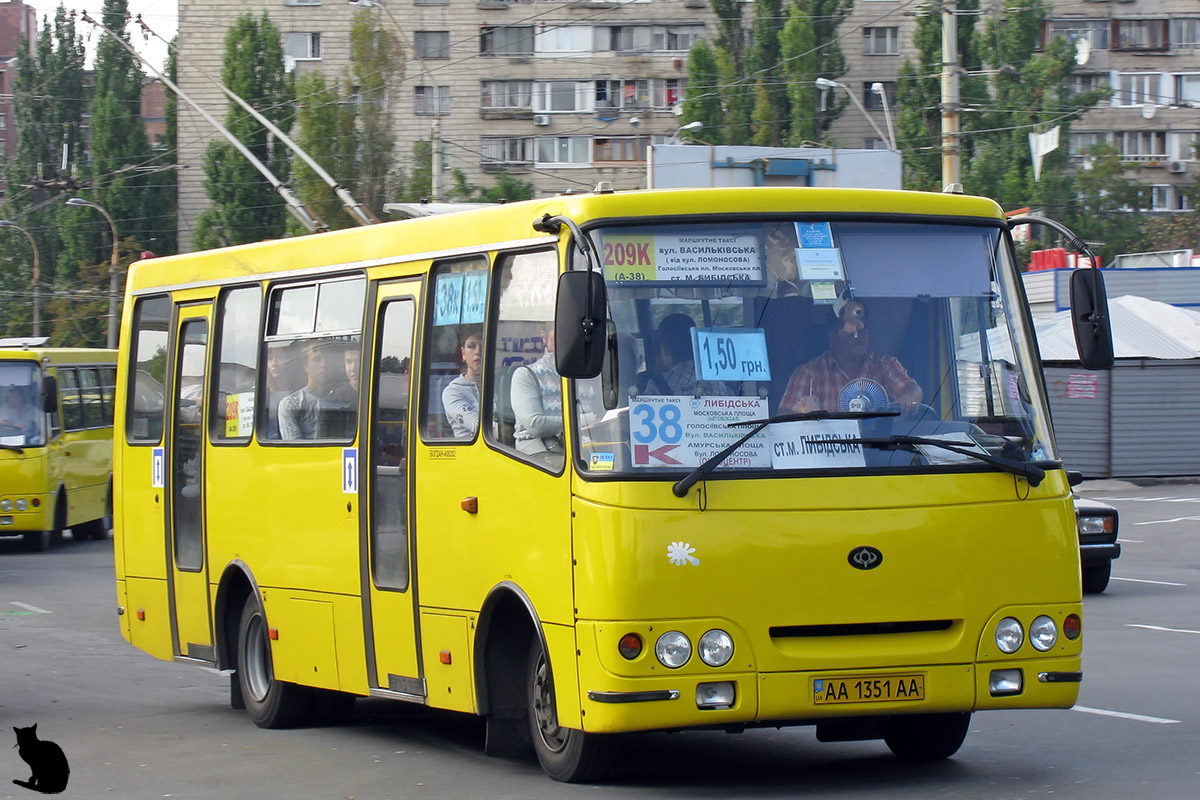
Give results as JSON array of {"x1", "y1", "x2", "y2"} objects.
[
  {"x1": 780, "y1": 300, "x2": 923, "y2": 415},
  {"x1": 0, "y1": 385, "x2": 39, "y2": 437}
]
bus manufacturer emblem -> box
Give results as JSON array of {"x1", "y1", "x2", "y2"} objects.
[{"x1": 848, "y1": 546, "x2": 883, "y2": 570}]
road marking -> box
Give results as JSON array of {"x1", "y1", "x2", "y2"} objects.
[
  {"x1": 1074, "y1": 706, "x2": 1180, "y2": 725},
  {"x1": 1117, "y1": 538, "x2": 1143, "y2": 543},
  {"x1": 1133, "y1": 515, "x2": 1200, "y2": 526},
  {"x1": 1111, "y1": 576, "x2": 1187, "y2": 586},
  {"x1": 1126, "y1": 623, "x2": 1200, "y2": 635},
  {"x1": 10, "y1": 601, "x2": 51, "y2": 614},
  {"x1": 1163, "y1": 497, "x2": 1200, "y2": 503}
]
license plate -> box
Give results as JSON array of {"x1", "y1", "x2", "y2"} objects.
[{"x1": 813, "y1": 674, "x2": 925, "y2": 705}]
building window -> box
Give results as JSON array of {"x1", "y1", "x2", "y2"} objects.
[
  {"x1": 1170, "y1": 131, "x2": 1200, "y2": 161},
  {"x1": 863, "y1": 81, "x2": 897, "y2": 110},
  {"x1": 863, "y1": 27, "x2": 899, "y2": 56},
  {"x1": 1112, "y1": 19, "x2": 1168, "y2": 51},
  {"x1": 1114, "y1": 73, "x2": 1161, "y2": 107},
  {"x1": 481, "y1": 80, "x2": 533, "y2": 110},
  {"x1": 535, "y1": 25, "x2": 591, "y2": 54},
  {"x1": 481, "y1": 137, "x2": 533, "y2": 165},
  {"x1": 594, "y1": 136, "x2": 657, "y2": 163},
  {"x1": 1117, "y1": 130, "x2": 1167, "y2": 161},
  {"x1": 1070, "y1": 73, "x2": 1107, "y2": 96},
  {"x1": 0, "y1": 114, "x2": 6, "y2": 130},
  {"x1": 594, "y1": 25, "x2": 652, "y2": 53},
  {"x1": 1175, "y1": 190, "x2": 1193, "y2": 211},
  {"x1": 415, "y1": 85, "x2": 450, "y2": 115},
  {"x1": 414, "y1": 31, "x2": 450, "y2": 59},
  {"x1": 480, "y1": 25, "x2": 534, "y2": 56},
  {"x1": 863, "y1": 138, "x2": 888, "y2": 150},
  {"x1": 1172, "y1": 19, "x2": 1200, "y2": 50},
  {"x1": 1069, "y1": 131, "x2": 1112, "y2": 161},
  {"x1": 1149, "y1": 185, "x2": 1170, "y2": 212},
  {"x1": 650, "y1": 78, "x2": 684, "y2": 109},
  {"x1": 536, "y1": 136, "x2": 590, "y2": 165},
  {"x1": 533, "y1": 81, "x2": 590, "y2": 113},
  {"x1": 1045, "y1": 19, "x2": 1109, "y2": 50},
  {"x1": 594, "y1": 79, "x2": 650, "y2": 111},
  {"x1": 284, "y1": 32, "x2": 322, "y2": 60},
  {"x1": 1175, "y1": 74, "x2": 1200, "y2": 106},
  {"x1": 652, "y1": 25, "x2": 703, "y2": 51}
]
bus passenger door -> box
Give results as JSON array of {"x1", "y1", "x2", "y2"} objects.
[
  {"x1": 167, "y1": 305, "x2": 214, "y2": 661},
  {"x1": 364, "y1": 283, "x2": 421, "y2": 694}
]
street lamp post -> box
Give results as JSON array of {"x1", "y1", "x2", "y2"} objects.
[
  {"x1": 669, "y1": 120, "x2": 704, "y2": 144},
  {"x1": 66, "y1": 198, "x2": 121, "y2": 349},
  {"x1": 815, "y1": 78, "x2": 893, "y2": 151},
  {"x1": 0, "y1": 220, "x2": 41, "y2": 338},
  {"x1": 871, "y1": 82, "x2": 898, "y2": 152}
]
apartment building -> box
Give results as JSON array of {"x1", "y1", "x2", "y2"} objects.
[
  {"x1": 0, "y1": 0, "x2": 37, "y2": 198},
  {"x1": 829, "y1": 0, "x2": 1200, "y2": 211},
  {"x1": 175, "y1": 0, "x2": 714, "y2": 251}
]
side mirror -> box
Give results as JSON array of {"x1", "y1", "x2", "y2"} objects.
[
  {"x1": 41, "y1": 375, "x2": 58, "y2": 414},
  {"x1": 1069, "y1": 267, "x2": 1114, "y2": 370},
  {"x1": 554, "y1": 270, "x2": 607, "y2": 379}
]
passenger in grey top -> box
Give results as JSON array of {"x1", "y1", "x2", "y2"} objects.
[
  {"x1": 278, "y1": 340, "x2": 347, "y2": 439},
  {"x1": 442, "y1": 329, "x2": 482, "y2": 438}
]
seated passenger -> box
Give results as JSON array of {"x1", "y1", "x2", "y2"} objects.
[
  {"x1": 637, "y1": 313, "x2": 723, "y2": 396},
  {"x1": 442, "y1": 327, "x2": 482, "y2": 439},
  {"x1": 780, "y1": 300, "x2": 923, "y2": 415},
  {"x1": 264, "y1": 342, "x2": 298, "y2": 440},
  {"x1": 278, "y1": 339, "x2": 347, "y2": 439},
  {"x1": 0, "y1": 386, "x2": 38, "y2": 439},
  {"x1": 511, "y1": 328, "x2": 564, "y2": 459}
]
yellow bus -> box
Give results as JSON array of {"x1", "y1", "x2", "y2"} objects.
[
  {"x1": 112, "y1": 188, "x2": 1112, "y2": 782},
  {"x1": 1, "y1": 339, "x2": 118, "y2": 551}
]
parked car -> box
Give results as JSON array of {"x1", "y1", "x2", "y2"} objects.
[{"x1": 1074, "y1": 496, "x2": 1121, "y2": 594}]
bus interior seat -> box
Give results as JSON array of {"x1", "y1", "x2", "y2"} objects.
[{"x1": 495, "y1": 364, "x2": 520, "y2": 446}]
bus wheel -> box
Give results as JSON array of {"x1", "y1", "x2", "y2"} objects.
[
  {"x1": 1082, "y1": 560, "x2": 1112, "y2": 594},
  {"x1": 22, "y1": 530, "x2": 51, "y2": 552},
  {"x1": 527, "y1": 639, "x2": 612, "y2": 783},
  {"x1": 882, "y1": 712, "x2": 971, "y2": 762},
  {"x1": 236, "y1": 596, "x2": 312, "y2": 728}
]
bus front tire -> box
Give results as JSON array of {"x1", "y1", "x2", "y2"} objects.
[
  {"x1": 22, "y1": 530, "x2": 51, "y2": 552},
  {"x1": 1082, "y1": 560, "x2": 1112, "y2": 594},
  {"x1": 882, "y1": 712, "x2": 971, "y2": 762},
  {"x1": 236, "y1": 596, "x2": 312, "y2": 729},
  {"x1": 527, "y1": 639, "x2": 612, "y2": 783}
]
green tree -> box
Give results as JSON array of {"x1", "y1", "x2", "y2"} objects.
[
  {"x1": 293, "y1": 71, "x2": 358, "y2": 230},
  {"x1": 447, "y1": 169, "x2": 534, "y2": 203},
  {"x1": 193, "y1": 13, "x2": 294, "y2": 249},
  {"x1": 779, "y1": 2, "x2": 819, "y2": 145},
  {"x1": 1066, "y1": 146, "x2": 1150, "y2": 264},
  {"x1": 348, "y1": 9, "x2": 402, "y2": 215},
  {"x1": 681, "y1": 41, "x2": 722, "y2": 141}
]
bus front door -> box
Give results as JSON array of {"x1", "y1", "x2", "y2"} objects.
[
  {"x1": 364, "y1": 283, "x2": 421, "y2": 695},
  {"x1": 167, "y1": 305, "x2": 214, "y2": 661}
]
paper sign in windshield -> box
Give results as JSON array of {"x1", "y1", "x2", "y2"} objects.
[
  {"x1": 602, "y1": 234, "x2": 762, "y2": 284},
  {"x1": 769, "y1": 419, "x2": 866, "y2": 469},
  {"x1": 796, "y1": 248, "x2": 845, "y2": 281},
  {"x1": 630, "y1": 395, "x2": 771, "y2": 468},
  {"x1": 434, "y1": 273, "x2": 465, "y2": 326},
  {"x1": 692, "y1": 328, "x2": 771, "y2": 382},
  {"x1": 795, "y1": 222, "x2": 834, "y2": 249}
]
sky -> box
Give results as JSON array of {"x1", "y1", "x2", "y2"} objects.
[{"x1": 25, "y1": 0, "x2": 178, "y2": 72}]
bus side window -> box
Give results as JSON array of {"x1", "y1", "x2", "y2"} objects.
[
  {"x1": 58, "y1": 368, "x2": 84, "y2": 431},
  {"x1": 422, "y1": 258, "x2": 489, "y2": 443},
  {"x1": 99, "y1": 367, "x2": 116, "y2": 427},
  {"x1": 79, "y1": 368, "x2": 104, "y2": 428},
  {"x1": 128, "y1": 295, "x2": 171, "y2": 443},
  {"x1": 212, "y1": 286, "x2": 262, "y2": 443}
]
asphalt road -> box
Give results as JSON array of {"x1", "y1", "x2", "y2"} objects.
[{"x1": 1, "y1": 481, "x2": 1197, "y2": 799}]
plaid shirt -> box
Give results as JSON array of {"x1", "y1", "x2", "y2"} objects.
[{"x1": 780, "y1": 350, "x2": 918, "y2": 412}]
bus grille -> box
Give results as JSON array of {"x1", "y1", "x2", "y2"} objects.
[{"x1": 770, "y1": 620, "x2": 953, "y2": 638}]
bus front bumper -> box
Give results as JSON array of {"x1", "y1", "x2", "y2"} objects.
[{"x1": 576, "y1": 657, "x2": 1082, "y2": 734}]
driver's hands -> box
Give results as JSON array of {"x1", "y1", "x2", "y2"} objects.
[{"x1": 794, "y1": 395, "x2": 821, "y2": 413}]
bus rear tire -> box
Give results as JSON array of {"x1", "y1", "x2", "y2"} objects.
[
  {"x1": 236, "y1": 596, "x2": 312, "y2": 729},
  {"x1": 527, "y1": 639, "x2": 612, "y2": 783},
  {"x1": 23, "y1": 530, "x2": 51, "y2": 552},
  {"x1": 882, "y1": 712, "x2": 971, "y2": 762}
]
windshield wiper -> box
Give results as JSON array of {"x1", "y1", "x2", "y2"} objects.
[
  {"x1": 672, "y1": 409, "x2": 899, "y2": 498},
  {"x1": 0, "y1": 443, "x2": 24, "y2": 454},
  {"x1": 844, "y1": 435, "x2": 1057, "y2": 487}
]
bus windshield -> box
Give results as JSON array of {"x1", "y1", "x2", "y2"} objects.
[
  {"x1": 573, "y1": 219, "x2": 1056, "y2": 478},
  {"x1": 0, "y1": 361, "x2": 44, "y2": 446}
]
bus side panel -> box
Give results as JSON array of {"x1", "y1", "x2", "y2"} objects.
[
  {"x1": 419, "y1": 612, "x2": 476, "y2": 713},
  {"x1": 124, "y1": 576, "x2": 174, "y2": 661},
  {"x1": 414, "y1": 442, "x2": 573, "y2": 625},
  {"x1": 118, "y1": 440, "x2": 166, "y2": 581}
]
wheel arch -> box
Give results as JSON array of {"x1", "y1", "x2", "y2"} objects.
[
  {"x1": 214, "y1": 560, "x2": 263, "y2": 671},
  {"x1": 474, "y1": 581, "x2": 545, "y2": 717}
]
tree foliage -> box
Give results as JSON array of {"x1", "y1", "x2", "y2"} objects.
[
  {"x1": 194, "y1": 13, "x2": 294, "y2": 249},
  {"x1": 293, "y1": 71, "x2": 358, "y2": 230},
  {"x1": 347, "y1": 9, "x2": 402, "y2": 215}
]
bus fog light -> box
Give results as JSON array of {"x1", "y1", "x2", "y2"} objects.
[
  {"x1": 698, "y1": 629, "x2": 734, "y2": 667},
  {"x1": 655, "y1": 631, "x2": 692, "y2": 669},
  {"x1": 14, "y1": 499, "x2": 27, "y2": 511},
  {"x1": 695, "y1": 681, "x2": 736, "y2": 709},
  {"x1": 1030, "y1": 615, "x2": 1058, "y2": 651},
  {"x1": 995, "y1": 617, "x2": 1024, "y2": 653},
  {"x1": 0, "y1": 499, "x2": 10, "y2": 511},
  {"x1": 1063, "y1": 614, "x2": 1081, "y2": 640},
  {"x1": 989, "y1": 668, "x2": 1023, "y2": 696},
  {"x1": 617, "y1": 633, "x2": 643, "y2": 660},
  {"x1": 0, "y1": 516, "x2": 12, "y2": 526}
]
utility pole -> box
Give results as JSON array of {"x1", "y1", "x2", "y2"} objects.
[
  {"x1": 941, "y1": 0, "x2": 961, "y2": 189},
  {"x1": 431, "y1": 118, "x2": 443, "y2": 201}
]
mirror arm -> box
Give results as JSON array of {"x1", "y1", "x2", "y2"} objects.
[
  {"x1": 535, "y1": 213, "x2": 601, "y2": 343},
  {"x1": 1007, "y1": 215, "x2": 1105, "y2": 334}
]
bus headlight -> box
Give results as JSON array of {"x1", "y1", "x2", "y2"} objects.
[
  {"x1": 655, "y1": 631, "x2": 692, "y2": 669},
  {"x1": 995, "y1": 617, "x2": 1024, "y2": 654},
  {"x1": 0, "y1": 500, "x2": 10, "y2": 512},
  {"x1": 1029, "y1": 615, "x2": 1058, "y2": 651},
  {"x1": 698, "y1": 629, "x2": 734, "y2": 667},
  {"x1": 14, "y1": 499, "x2": 27, "y2": 511}
]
